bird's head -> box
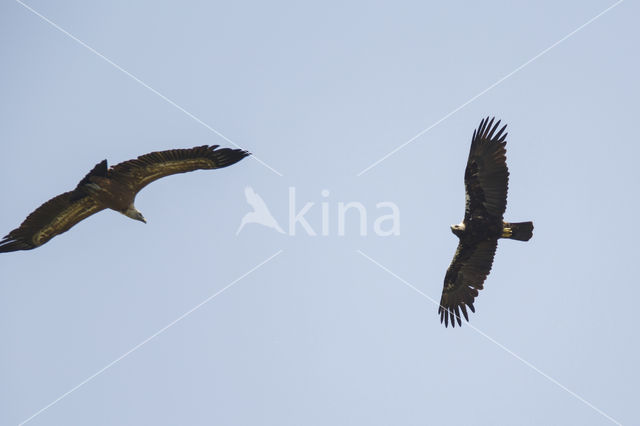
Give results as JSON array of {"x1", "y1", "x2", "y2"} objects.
[
  {"x1": 450, "y1": 222, "x2": 465, "y2": 237},
  {"x1": 124, "y1": 206, "x2": 147, "y2": 224}
]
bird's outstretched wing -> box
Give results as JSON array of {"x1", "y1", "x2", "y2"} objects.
[
  {"x1": 464, "y1": 117, "x2": 509, "y2": 221},
  {"x1": 439, "y1": 239, "x2": 498, "y2": 327},
  {"x1": 0, "y1": 192, "x2": 104, "y2": 252},
  {"x1": 109, "y1": 145, "x2": 250, "y2": 193},
  {"x1": 0, "y1": 160, "x2": 110, "y2": 252}
]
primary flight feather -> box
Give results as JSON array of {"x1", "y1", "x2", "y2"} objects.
[
  {"x1": 439, "y1": 117, "x2": 533, "y2": 327},
  {"x1": 0, "y1": 145, "x2": 249, "y2": 252}
]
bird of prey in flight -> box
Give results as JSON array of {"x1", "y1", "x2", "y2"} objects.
[
  {"x1": 439, "y1": 117, "x2": 533, "y2": 327},
  {"x1": 0, "y1": 145, "x2": 249, "y2": 252}
]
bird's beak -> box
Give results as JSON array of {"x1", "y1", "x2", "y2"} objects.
[{"x1": 138, "y1": 215, "x2": 147, "y2": 224}]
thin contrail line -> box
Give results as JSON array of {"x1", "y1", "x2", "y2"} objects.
[
  {"x1": 357, "y1": 0, "x2": 624, "y2": 176},
  {"x1": 18, "y1": 250, "x2": 283, "y2": 426},
  {"x1": 357, "y1": 250, "x2": 622, "y2": 426},
  {"x1": 15, "y1": 0, "x2": 283, "y2": 177}
]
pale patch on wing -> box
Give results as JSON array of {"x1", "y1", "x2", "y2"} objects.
[
  {"x1": 109, "y1": 146, "x2": 250, "y2": 193},
  {"x1": 32, "y1": 196, "x2": 104, "y2": 246}
]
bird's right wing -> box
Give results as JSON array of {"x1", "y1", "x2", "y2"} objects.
[
  {"x1": 438, "y1": 239, "x2": 498, "y2": 327},
  {"x1": 0, "y1": 192, "x2": 104, "y2": 252},
  {"x1": 109, "y1": 145, "x2": 250, "y2": 193}
]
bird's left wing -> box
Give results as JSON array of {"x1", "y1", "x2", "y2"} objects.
[
  {"x1": 439, "y1": 239, "x2": 498, "y2": 327},
  {"x1": 109, "y1": 145, "x2": 250, "y2": 192},
  {"x1": 464, "y1": 117, "x2": 509, "y2": 221},
  {"x1": 0, "y1": 192, "x2": 105, "y2": 252}
]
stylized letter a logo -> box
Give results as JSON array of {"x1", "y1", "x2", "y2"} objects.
[{"x1": 236, "y1": 187, "x2": 285, "y2": 235}]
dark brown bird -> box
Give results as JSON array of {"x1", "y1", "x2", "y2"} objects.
[
  {"x1": 0, "y1": 145, "x2": 249, "y2": 252},
  {"x1": 439, "y1": 117, "x2": 533, "y2": 327}
]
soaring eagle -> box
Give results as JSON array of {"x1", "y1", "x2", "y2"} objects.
[
  {"x1": 439, "y1": 117, "x2": 533, "y2": 327},
  {"x1": 0, "y1": 145, "x2": 249, "y2": 252}
]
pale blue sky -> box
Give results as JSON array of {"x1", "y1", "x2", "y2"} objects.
[{"x1": 1, "y1": 1, "x2": 638, "y2": 425}]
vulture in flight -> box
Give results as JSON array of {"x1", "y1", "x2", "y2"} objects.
[
  {"x1": 439, "y1": 117, "x2": 533, "y2": 327},
  {"x1": 0, "y1": 145, "x2": 249, "y2": 252}
]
